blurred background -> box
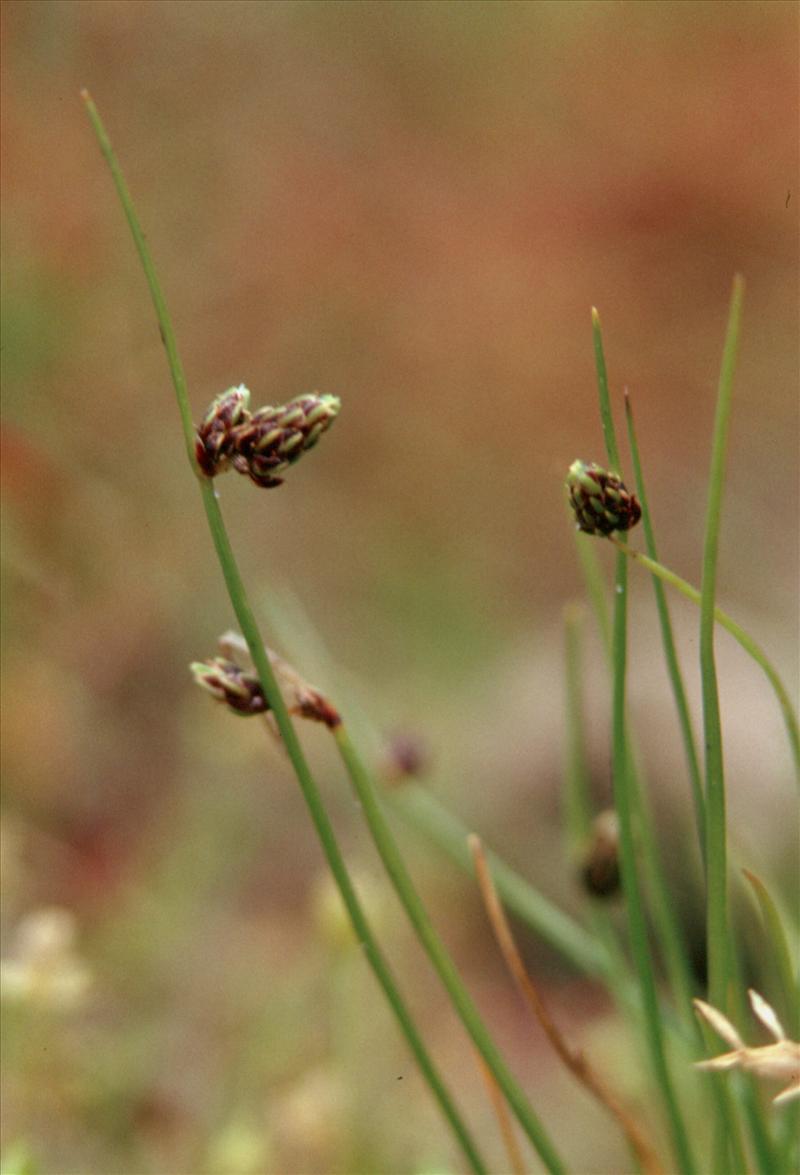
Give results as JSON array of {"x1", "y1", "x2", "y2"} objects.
[{"x1": 1, "y1": 2, "x2": 797, "y2": 1172}]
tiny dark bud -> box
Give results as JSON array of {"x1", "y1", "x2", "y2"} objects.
[
  {"x1": 566, "y1": 459, "x2": 641, "y2": 537},
  {"x1": 580, "y1": 810, "x2": 621, "y2": 898},
  {"x1": 378, "y1": 732, "x2": 430, "y2": 786}
]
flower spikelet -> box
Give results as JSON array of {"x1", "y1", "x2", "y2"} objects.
[
  {"x1": 230, "y1": 393, "x2": 341, "y2": 489},
  {"x1": 195, "y1": 385, "x2": 252, "y2": 476},
  {"x1": 566, "y1": 459, "x2": 642, "y2": 536},
  {"x1": 694, "y1": 989, "x2": 800, "y2": 1105},
  {"x1": 190, "y1": 657, "x2": 269, "y2": 716},
  {"x1": 217, "y1": 631, "x2": 342, "y2": 729}
]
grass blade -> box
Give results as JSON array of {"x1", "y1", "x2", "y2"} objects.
[
  {"x1": 333, "y1": 726, "x2": 567, "y2": 1174},
  {"x1": 741, "y1": 869, "x2": 799, "y2": 1039},
  {"x1": 563, "y1": 602, "x2": 593, "y2": 850},
  {"x1": 591, "y1": 307, "x2": 622, "y2": 471},
  {"x1": 389, "y1": 782, "x2": 611, "y2": 979},
  {"x1": 82, "y1": 90, "x2": 489, "y2": 1175},
  {"x1": 624, "y1": 391, "x2": 705, "y2": 859},
  {"x1": 606, "y1": 539, "x2": 799, "y2": 784},
  {"x1": 700, "y1": 275, "x2": 744, "y2": 1014},
  {"x1": 592, "y1": 310, "x2": 697, "y2": 1175}
]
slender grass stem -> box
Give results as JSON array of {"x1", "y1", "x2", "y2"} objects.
[
  {"x1": 563, "y1": 603, "x2": 593, "y2": 849},
  {"x1": 470, "y1": 835, "x2": 665, "y2": 1175},
  {"x1": 591, "y1": 307, "x2": 622, "y2": 471},
  {"x1": 388, "y1": 783, "x2": 611, "y2": 979},
  {"x1": 624, "y1": 392, "x2": 706, "y2": 859},
  {"x1": 592, "y1": 311, "x2": 696, "y2": 1175},
  {"x1": 563, "y1": 605, "x2": 640, "y2": 1030},
  {"x1": 604, "y1": 537, "x2": 799, "y2": 784},
  {"x1": 81, "y1": 92, "x2": 196, "y2": 473},
  {"x1": 82, "y1": 90, "x2": 488, "y2": 1175},
  {"x1": 573, "y1": 387, "x2": 697, "y2": 1031},
  {"x1": 700, "y1": 275, "x2": 741, "y2": 1015},
  {"x1": 741, "y1": 869, "x2": 800, "y2": 1040},
  {"x1": 472, "y1": 1051, "x2": 528, "y2": 1175},
  {"x1": 574, "y1": 522, "x2": 697, "y2": 1030},
  {"x1": 611, "y1": 548, "x2": 695, "y2": 1175},
  {"x1": 574, "y1": 534, "x2": 700, "y2": 1017},
  {"x1": 577, "y1": 540, "x2": 749, "y2": 1174},
  {"x1": 591, "y1": 297, "x2": 765, "y2": 1174},
  {"x1": 261, "y1": 586, "x2": 619, "y2": 983},
  {"x1": 333, "y1": 725, "x2": 567, "y2": 1174},
  {"x1": 574, "y1": 532, "x2": 613, "y2": 652}
]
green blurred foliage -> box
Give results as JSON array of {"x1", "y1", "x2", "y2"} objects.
[{"x1": 1, "y1": 2, "x2": 797, "y2": 1171}]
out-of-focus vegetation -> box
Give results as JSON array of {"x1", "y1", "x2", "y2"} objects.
[{"x1": 1, "y1": 3, "x2": 797, "y2": 1172}]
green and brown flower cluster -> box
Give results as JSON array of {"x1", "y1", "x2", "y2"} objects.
[
  {"x1": 566, "y1": 459, "x2": 641, "y2": 536},
  {"x1": 195, "y1": 385, "x2": 340, "y2": 488},
  {"x1": 191, "y1": 633, "x2": 341, "y2": 729}
]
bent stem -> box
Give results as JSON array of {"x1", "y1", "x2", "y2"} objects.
[
  {"x1": 605, "y1": 536, "x2": 799, "y2": 785},
  {"x1": 389, "y1": 783, "x2": 617, "y2": 982},
  {"x1": 469, "y1": 835, "x2": 665, "y2": 1175},
  {"x1": 332, "y1": 724, "x2": 566, "y2": 1174},
  {"x1": 82, "y1": 90, "x2": 488, "y2": 1175}
]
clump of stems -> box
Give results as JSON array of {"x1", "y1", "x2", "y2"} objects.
[{"x1": 85, "y1": 89, "x2": 797, "y2": 1175}]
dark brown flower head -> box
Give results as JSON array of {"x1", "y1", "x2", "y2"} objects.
[
  {"x1": 190, "y1": 657, "x2": 268, "y2": 716},
  {"x1": 566, "y1": 459, "x2": 641, "y2": 537},
  {"x1": 194, "y1": 385, "x2": 252, "y2": 477},
  {"x1": 230, "y1": 393, "x2": 341, "y2": 489}
]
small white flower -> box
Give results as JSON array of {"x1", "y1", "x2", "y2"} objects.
[{"x1": 693, "y1": 989, "x2": 800, "y2": 1105}]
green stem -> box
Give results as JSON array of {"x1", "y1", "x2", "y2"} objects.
[
  {"x1": 611, "y1": 548, "x2": 696, "y2": 1175},
  {"x1": 591, "y1": 307, "x2": 622, "y2": 471},
  {"x1": 333, "y1": 725, "x2": 567, "y2": 1175},
  {"x1": 624, "y1": 392, "x2": 706, "y2": 859},
  {"x1": 700, "y1": 275, "x2": 744, "y2": 1017},
  {"x1": 563, "y1": 603, "x2": 593, "y2": 849},
  {"x1": 389, "y1": 783, "x2": 611, "y2": 981},
  {"x1": 592, "y1": 313, "x2": 695, "y2": 1175},
  {"x1": 82, "y1": 90, "x2": 488, "y2": 1175},
  {"x1": 563, "y1": 605, "x2": 643, "y2": 1047},
  {"x1": 740, "y1": 869, "x2": 800, "y2": 1040},
  {"x1": 574, "y1": 533, "x2": 699, "y2": 1022},
  {"x1": 606, "y1": 537, "x2": 799, "y2": 784},
  {"x1": 81, "y1": 91, "x2": 196, "y2": 473},
  {"x1": 578, "y1": 538, "x2": 748, "y2": 1173}
]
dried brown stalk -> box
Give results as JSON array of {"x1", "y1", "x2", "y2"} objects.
[
  {"x1": 468, "y1": 834, "x2": 664, "y2": 1175},
  {"x1": 471, "y1": 1047, "x2": 528, "y2": 1175}
]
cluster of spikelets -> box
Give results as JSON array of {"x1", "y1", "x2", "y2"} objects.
[
  {"x1": 191, "y1": 632, "x2": 341, "y2": 731},
  {"x1": 190, "y1": 388, "x2": 800, "y2": 1122},
  {"x1": 192, "y1": 384, "x2": 342, "y2": 727},
  {"x1": 195, "y1": 384, "x2": 340, "y2": 488},
  {"x1": 565, "y1": 458, "x2": 641, "y2": 536}
]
